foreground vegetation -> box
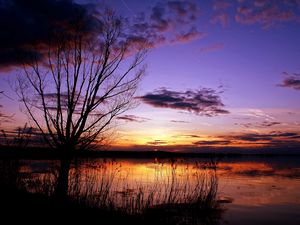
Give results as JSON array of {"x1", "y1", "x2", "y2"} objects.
[{"x1": 0, "y1": 159, "x2": 223, "y2": 225}]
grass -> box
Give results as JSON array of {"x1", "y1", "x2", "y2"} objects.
[{"x1": 0, "y1": 159, "x2": 223, "y2": 225}]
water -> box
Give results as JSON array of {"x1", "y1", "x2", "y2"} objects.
[{"x1": 1, "y1": 156, "x2": 300, "y2": 224}]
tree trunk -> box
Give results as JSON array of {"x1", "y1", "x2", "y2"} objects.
[{"x1": 55, "y1": 158, "x2": 71, "y2": 200}]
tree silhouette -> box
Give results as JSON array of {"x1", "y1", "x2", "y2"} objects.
[
  {"x1": 15, "y1": 12, "x2": 147, "y2": 151},
  {"x1": 14, "y1": 11, "x2": 147, "y2": 199}
]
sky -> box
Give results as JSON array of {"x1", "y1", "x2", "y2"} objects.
[{"x1": 0, "y1": 0, "x2": 300, "y2": 152}]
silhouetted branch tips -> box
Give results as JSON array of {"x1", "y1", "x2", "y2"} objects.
[{"x1": 15, "y1": 11, "x2": 146, "y2": 150}]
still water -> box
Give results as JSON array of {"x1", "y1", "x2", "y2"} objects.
[{"x1": 2, "y1": 156, "x2": 300, "y2": 224}]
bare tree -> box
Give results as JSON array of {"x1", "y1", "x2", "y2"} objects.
[{"x1": 15, "y1": 12, "x2": 147, "y2": 151}]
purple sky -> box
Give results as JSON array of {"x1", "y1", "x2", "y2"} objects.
[{"x1": 0, "y1": 0, "x2": 300, "y2": 150}]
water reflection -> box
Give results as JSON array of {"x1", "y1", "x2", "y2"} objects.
[
  {"x1": 1, "y1": 157, "x2": 300, "y2": 225},
  {"x1": 19, "y1": 160, "x2": 218, "y2": 207}
]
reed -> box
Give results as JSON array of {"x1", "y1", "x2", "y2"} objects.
[{"x1": 14, "y1": 159, "x2": 220, "y2": 215}]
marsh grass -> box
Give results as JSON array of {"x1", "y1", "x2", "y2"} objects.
[{"x1": 14, "y1": 159, "x2": 220, "y2": 216}]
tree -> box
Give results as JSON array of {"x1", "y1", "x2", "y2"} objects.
[
  {"x1": 14, "y1": 11, "x2": 147, "y2": 199},
  {"x1": 15, "y1": 12, "x2": 147, "y2": 151}
]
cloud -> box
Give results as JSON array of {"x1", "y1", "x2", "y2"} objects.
[
  {"x1": 188, "y1": 131, "x2": 298, "y2": 148},
  {"x1": 172, "y1": 28, "x2": 205, "y2": 44},
  {"x1": 137, "y1": 87, "x2": 229, "y2": 116},
  {"x1": 238, "y1": 109, "x2": 275, "y2": 120},
  {"x1": 167, "y1": 1, "x2": 197, "y2": 17},
  {"x1": 173, "y1": 134, "x2": 201, "y2": 138},
  {"x1": 144, "y1": 1, "x2": 199, "y2": 33},
  {"x1": 147, "y1": 140, "x2": 168, "y2": 145},
  {"x1": 254, "y1": 0, "x2": 267, "y2": 8},
  {"x1": 223, "y1": 131, "x2": 300, "y2": 142},
  {"x1": 237, "y1": 133, "x2": 273, "y2": 141},
  {"x1": 150, "y1": 5, "x2": 170, "y2": 32},
  {"x1": 0, "y1": 111, "x2": 13, "y2": 123},
  {"x1": 150, "y1": 0, "x2": 198, "y2": 31},
  {"x1": 213, "y1": 0, "x2": 231, "y2": 10},
  {"x1": 42, "y1": 92, "x2": 70, "y2": 110},
  {"x1": 210, "y1": 0, "x2": 300, "y2": 29},
  {"x1": 235, "y1": 4, "x2": 296, "y2": 29},
  {"x1": 232, "y1": 132, "x2": 300, "y2": 147},
  {"x1": 193, "y1": 140, "x2": 232, "y2": 146},
  {"x1": 131, "y1": 0, "x2": 201, "y2": 48},
  {"x1": 211, "y1": 13, "x2": 229, "y2": 27},
  {"x1": 199, "y1": 43, "x2": 224, "y2": 53},
  {"x1": 261, "y1": 121, "x2": 281, "y2": 127},
  {"x1": 170, "y1": 120, "x2": 190, "y2": 123},
  {"x1": 278, "y1": 74, "x2": 300, "y2": 90},
  {"x1": 237, "y1": 121, "x2": 281, "y2": 128},
  {"x1": 0, "y1": 0, "x2": 203, "y2": 70},
  {"x1": 0, "y1": 0, "x2": 100, "y2": 69},
  {"x1": 117, "y1": 115, "x2": 151, "y2": 123}
]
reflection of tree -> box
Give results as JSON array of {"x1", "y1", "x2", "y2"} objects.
[
  {"x1": 0, "y1": 160, "x2": 19, "y2": 191},
  {"x1": 15, "y1": 12, "x2": 146, "y2": 151}
]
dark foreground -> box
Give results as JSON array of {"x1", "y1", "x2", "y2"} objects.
[
  {"x1": 0, "y1": 186, "x2": 222, "y2": 225},
  {"x1": 1, "y1": 147, "x2": 300, "y2": 225},
  {"x1": 0, "y1": 152, "x2": 223, "y2": 225}
]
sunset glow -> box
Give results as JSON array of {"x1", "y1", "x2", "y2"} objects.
[
  {"x1": 1, "y1": 2, "x2": 300, "y2": 224},
  {"x1": 0, "y1": 0, "x2": 300, "y2": 153}
]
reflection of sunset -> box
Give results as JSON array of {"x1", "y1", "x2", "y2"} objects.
[
  {"x1": 10, "y1": 156, "x2": 300, "y2": 224},
  {"x1": 18, "y1": 159, "x2": 300, "y2": 209},
  {"x1": 218, "y1": 162, "x2": 274, "y2": 174}
]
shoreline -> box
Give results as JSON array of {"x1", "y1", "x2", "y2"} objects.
[{"x1": 0, "y1": 146, "x2": 299, "y2": 159}]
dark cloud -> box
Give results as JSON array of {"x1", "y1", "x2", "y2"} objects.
[
  {"x1": 269, "y1": 131, "x2": 299, "y2": 137},
  {"x1": 0, "y1": 0, "x2": 99, "y2": 69},
  {"x1": 147, "y1": 140, "x2": 167, "y2": 145},
  {"x1": 237, "y1": 133, "x2": 273, "y2": 141},
  {"x1": 188, "y1": 131, "x2": 300, "y2": 148},
  {"x1": 117, "y1": 115, "x2": 151, "y2": 123},
  {"x1": 132, "y1": 0, "x2": 202, "y2": 48},
  {"x1": 193, "y1": 140, "x2": 231, "y2": 146},
  {"x1": 173, "y1": 134, "x2": 201, "y2": 138},
  {"x1": 150, "y1": 5, "x2": 170, "y2": 32},
  {"x1": 42, "y1": 92, "x2": 70, "y2": 111},
  {"x1": 261, "y1": 121, "x2": 281, "y2": 127},
  {"x1": 278, "y1": 74, "x2": 300, "y2": 90},
  {"x1": 137, "y1": 87, "x2": 229, "y2": 116},
  {"x1": 167, "y1": 1, "x2": 197, "y2": 17},
  {"x1": 237, "y1": 121, "x2": 281, "y2": 128},
  {"x1": 221, "y1": 131, "x2": 300, "y2": 143},
  {"x1": 290, "y1": 135, "x2": 300, "y2": 139},
  {"x1": 0, "y1": 0, "x2": 203, "y2": 70}
]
